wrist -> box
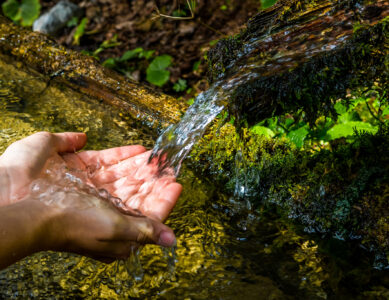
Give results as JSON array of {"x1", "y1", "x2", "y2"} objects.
[
  {"x1": 14, "y1": 199, "x2": 66, "y2": 253},
  {"x1": 35, "y1": 201, "x2": 68, "y2": 252},
  {"x1": 0, "y1": 199, "x2": 64, "y2": 269}
]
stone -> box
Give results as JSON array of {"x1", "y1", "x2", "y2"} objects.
[{"x1": 33, "y1": 0, "x2": 83, "y2": 35}]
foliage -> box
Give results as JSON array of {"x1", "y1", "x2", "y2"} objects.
[
  {"x1": 250, "y1": 90, "x2": 387, "y2": 148},
  {"x1": 146, "y1": 55, "x2": 173, "y2": 87},
  {"x1": 93, "y1": 43, "x2": 177, "y2": 88},
  {"x1": 73, "y1": 17, "x2": 88, "y2": 46},
  {"x1": 192, "y1": 121, "x2": 389, "y2": 265},
  {"x1": 2, "y1": 0, "x2": 40, "y2": 27},
  {"x1": 208, "y1": 6, "x2": 388, "y2": 130},
  {"x1": 173, "y1": 79, "x2": 188, "y2": 92},
  {"x1": 250, "y1": 124, "x2": 274, "y2": 138}
]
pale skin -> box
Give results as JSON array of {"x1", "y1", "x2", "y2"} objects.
[{"x1": 0, "y1": 132, "x2": 182, "y2": 270}]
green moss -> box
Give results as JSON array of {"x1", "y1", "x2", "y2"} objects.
[
  {"x1": 192, "y1": 123, "x2": 389, "y2": 264},
  {"x1": 207, "y1": 1, "x2": 388, "y2": 127}
]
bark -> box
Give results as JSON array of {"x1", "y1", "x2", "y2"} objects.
[{"x1": 0, "y1": 15, "x2": 187, "y2": 130}]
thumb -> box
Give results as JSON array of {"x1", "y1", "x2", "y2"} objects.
[
  {"x1": 121, "y1": 216, "x2": 176, "y2": 247},
  {"x1": 51, "y1": 132, "x2": 87, "y2": 153}
]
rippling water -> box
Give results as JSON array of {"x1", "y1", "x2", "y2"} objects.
[{"x1": 1, "y1": 55, "x2": 388, "y2": 299}]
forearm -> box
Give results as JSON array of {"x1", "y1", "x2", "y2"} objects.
[{"x1": 0, "y1": 200, "x2": 60, "y2": 269}]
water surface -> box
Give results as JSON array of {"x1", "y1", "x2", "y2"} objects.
[{"x1": 0, "y1": 56, "x2": 388, "y2": 299}]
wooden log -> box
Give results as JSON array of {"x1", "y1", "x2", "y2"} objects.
[{"x1": 0, "y1": 15, "x2": 187, "y2": 130}]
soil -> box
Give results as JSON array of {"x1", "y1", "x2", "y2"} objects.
[{"x1": 40, "y1": 0, "x2": 261, "y2": 96}]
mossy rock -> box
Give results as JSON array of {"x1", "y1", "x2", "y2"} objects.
[
  {"x1": 192, "y1": 122, "x2": 389, "y2": 266},
  {"x1": 207, "y1": 0, "x2": 389, "y2": 127}
]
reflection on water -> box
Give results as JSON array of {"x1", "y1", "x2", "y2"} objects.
[{"x1": 0, "y1": 57, "x2": 388, "y2": 299}]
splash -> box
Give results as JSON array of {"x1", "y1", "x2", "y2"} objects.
[
  {"x1": 28, "y1": 156, "x2": 177, "y2": 283},
  {"x1": 149, "y1": 0, "x2": 359, "y2": 175}
]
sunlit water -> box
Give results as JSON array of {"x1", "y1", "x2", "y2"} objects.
[{"x1": 0, "y1": 55, "x2": 388, "y2": 299}]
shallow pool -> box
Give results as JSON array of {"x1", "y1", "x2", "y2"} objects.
[{"x1": 0, "y1": 56, "x2": 388, "y2": 299}]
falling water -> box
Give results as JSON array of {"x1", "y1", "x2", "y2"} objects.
[{"x1": 150, "y1": 1, "x2": 362, "y2": 175}]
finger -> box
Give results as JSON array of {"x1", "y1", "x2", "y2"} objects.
[
  {"x1": 89, "y1": 150, "x2": 155, "y2": 185},
  {"x1": 77, "y1": 145, "x2": 147, "y2": 167},
  {"x1": 52, "y1": 132, "x2": 87, "y2": 153},
  {"x1": 142, "y1": 182, "x2": 182, "y2": 222},
  {"x1": 0, "y1": 132, "x2": 84, "y2": 165},
  {"x1": 61, "y1": 153, "x2": 86, "y2": 170},
  {"x1": 116, "y1": 216, "x2": 176, "y2": 247},
  {"x1": 101, "y1": 177, "x2": 143, "y2": 200}
]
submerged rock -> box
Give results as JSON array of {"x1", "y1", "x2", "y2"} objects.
[{"x1": 33, "y1": 0, "x2": 83, "y2": 35}]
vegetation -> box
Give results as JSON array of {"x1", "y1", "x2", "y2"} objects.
[
  {"x1": 1, "y1": 0, "x2": 387, "y2": 266},
  {"x1": 250, "y1": 88, "x2": 388, "y2": 148},
  {"x1": 2, "y1": 0, "x2": 40, "y2": 26}
]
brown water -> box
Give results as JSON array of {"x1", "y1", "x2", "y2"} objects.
[{"x1": 1, "y1": 56, "x2": 389, "y2": 299}]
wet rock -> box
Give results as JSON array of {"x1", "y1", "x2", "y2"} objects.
[{"x1": 33, "y1": 0, "x2": 83, "y2": 35}]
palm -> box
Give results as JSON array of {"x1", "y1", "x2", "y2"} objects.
[
  {"x1": 0, "y1": 132, "x2": 181, "y2": 222},
  {"x1": 63, "y1": 148, "x2": 181, "y2": 222}
]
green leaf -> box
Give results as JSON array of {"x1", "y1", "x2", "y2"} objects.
[
  {"x1": 102, "y1": 58, "x2": 117, "y2": 68},
  {"x1": 2, "y1": 0, "x2": 20, "y2": 21},
  {"x1": 73, "y1": 17, "x2": 88, "y2": 45},
  {"x1": 139, "y1": 50, "x2": 155, "y2": 60},
  {"x1": 100, "y1": 34, "x2": 121, "y2": 49},
  {"x1": 173, "y1": 79, "x2": 187, "y2": 92},
  {"x1": 187, "y1": 98, "x2": 195, "y2": 105},
  {"x1": 287, "y1": 126, "x2": 309, "y2": 148},
  {"x1": 20, "y1": 0, "x2": 41, "y2": 26},
  {"x1": 251, "y1": 125, "x2": 275, "y2": 138},
  {"x1": 190, "y1": 0, "x2": 197, "y2": 11},
  {"x1": 266, "y1": 117, "x2": 278, "y2": 131},
  {"x1": 326, "y1": 122, "x2": 378, "y2": 140},
  {"x1": 120, "y1": 48, "x2": 143, "y2": 61},
  {"x1": 334, "y1": 102, "x2": 347, "y2": 114},
  {"x1": 382, "y1": 106, "x2": 389, "y2": 116},
  {"x1": 261, "y1": 0, "x2": 278, "y2": 9},
  {"x1": 338, "y1": 111, "x2": 361, "y2": 123},
  {"x1": 146, "y1": 55, "x2": 172, "y2": 87}
]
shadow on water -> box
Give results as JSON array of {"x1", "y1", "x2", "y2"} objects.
[{"x1": 0, "y1": 55, "x2": 388, "y2": 299}]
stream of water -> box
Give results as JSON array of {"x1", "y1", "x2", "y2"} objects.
[
  {"x1": 150, "y1": 1, "x2": 363, "y2": 175},
  {"x1": 1, "y1": 1, "x2": 389, "y2": 297},
  {"x1": 1, "y1": 53, "x2": 388, "y2": 299}
]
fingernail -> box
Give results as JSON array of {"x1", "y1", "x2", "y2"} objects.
[{"x1": 158, "y1": 231, "x2": 176, "y2": 247}]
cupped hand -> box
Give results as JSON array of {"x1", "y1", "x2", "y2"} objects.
[{"x1": 0, "y1": 132, "x2": 182, "y2": 262}]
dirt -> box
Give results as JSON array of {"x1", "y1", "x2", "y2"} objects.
[{"x1": 40, "y1": 0, "x2": 261, "y2": 95}]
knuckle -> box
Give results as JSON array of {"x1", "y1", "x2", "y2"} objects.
[{"x1": 136, "y1": 221, "x2": 154, "y2": 244}]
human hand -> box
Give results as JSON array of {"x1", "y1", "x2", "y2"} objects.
[
  {"x1": 0, "y1": 131, "x2": 181, "y2": 220},
  {"x1": 0, "y1": 132, "x2": 182, "y2": 265}
]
